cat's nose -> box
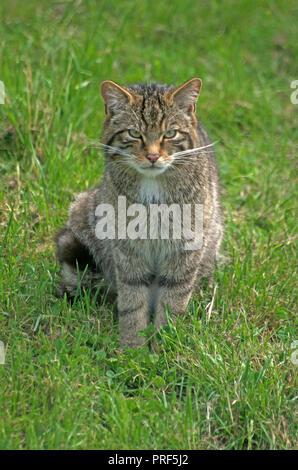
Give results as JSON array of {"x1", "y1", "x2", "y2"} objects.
[{"x1": 146, "y1": 153, "x2": 160, "y2": 163}]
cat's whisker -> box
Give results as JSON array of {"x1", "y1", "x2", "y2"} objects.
[
  {"x1": 170, "y1": 162, "x2": 198, "y2": 169},
  {"x1": 167, "y1": 111, "x2": 181, "y2": 123},
  {"x1": 171, "y1": 141, "x2": 217, "y2": 159},
  {"x1": 106, "y1": 159, "x2": 131, "y2": 165},
  {"x1": 172, "y1": 153, "x2": 215, "y2": 167},
  {"x1": 97, "y1": 143, "x2": 133, "y2": 157},
  {"x1": 172, "y1": 160, "x2": 198, "y2": 165},
  {"x1": 130, "y1": 108, "x2": 141, "y2": 123},
  {"x1": 85, "y1": 142, "x2": 134, "y2": 159},
  {"x1": 174, "y1": 149, "x2": 215, "y2": 159},
  {"x1": 105, "y1": 150, "x2": 133, "y2": 158}
]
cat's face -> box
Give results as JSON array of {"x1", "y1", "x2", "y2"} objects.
[{"x1": 100, "y1": 79, "x2": 202, "y2": 177}]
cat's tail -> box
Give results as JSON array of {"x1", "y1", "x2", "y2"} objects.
[{"x1": 54, "y1": 227, "x2": 105, "y2": 300}]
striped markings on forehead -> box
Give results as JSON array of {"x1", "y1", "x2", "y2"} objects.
[{"x1": 139, "y1": 95, "x2": 166, "y2": 128}]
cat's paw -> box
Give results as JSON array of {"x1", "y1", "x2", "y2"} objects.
[{"x1": 119, "y1": 334, "x2": 148, "y2": 350}]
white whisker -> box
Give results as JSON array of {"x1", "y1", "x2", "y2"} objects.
[
  {"x1": 106, "y1": 158, "x2": 131, "y2": 165},
  {"x1": 173, "y1": 159, "x2": 198, "y2": 163},
  {"x1": 171, "y1": 141, "x2": 217, "y2": 159},
  {"x1": 86, "y1": 142, "x2": 134, "y2": 158},
  {"x1": 167, "y1": 111, "x2": 181, "y2": 123},
  {"x1": 173, "y1": 149, "x2": 215, "y2": 160},
  {"x1": 130, "y1": 108, "x2": 141, "y2": 123}
]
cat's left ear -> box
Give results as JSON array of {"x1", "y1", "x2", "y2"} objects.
[{"x1": 167, "y1": 78, "x2": 202, "y2": 113}]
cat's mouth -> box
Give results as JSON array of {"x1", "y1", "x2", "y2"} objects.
[
  {"x1": 144, "y1": 165, "x2": 163, "y2": 170},
  {"x1": 138, "y1": 164, "x2": 169, "y2": 176}
]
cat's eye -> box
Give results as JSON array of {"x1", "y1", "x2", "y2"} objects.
[
  {"x1": 128, "y1": 129, "x2": 142, "y2": 139},
  {"x1": 164, "y1": 130, "x2": 177, "y2": 139}
]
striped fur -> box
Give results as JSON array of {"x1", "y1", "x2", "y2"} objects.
[{"x1": 55, "y1": 78, "x2": 223, "y2": 349}]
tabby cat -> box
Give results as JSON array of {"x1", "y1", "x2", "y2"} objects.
[{"x1": 55, "y1": 78, "x2": 223, "y2": 349}]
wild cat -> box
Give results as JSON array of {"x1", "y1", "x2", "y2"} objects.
[{"x1": 55, "y1": 78, "x2": 223, "y2": 349}]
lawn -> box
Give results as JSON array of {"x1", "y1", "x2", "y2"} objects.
[{"x1": 0, "y1": 0, "x2": 297, "y2": 450}]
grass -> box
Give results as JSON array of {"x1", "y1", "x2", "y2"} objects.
[{"x1": 0, "y1": 0, "x2": 297, "y2": 450}]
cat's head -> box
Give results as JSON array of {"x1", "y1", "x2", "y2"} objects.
[{"x1": 100, "y1": 78, "x2": 202, "y2": 177}]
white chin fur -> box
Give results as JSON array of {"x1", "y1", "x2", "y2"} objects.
[{"x1": 134, "y1": 165, "x2": 169, "y2": 177}]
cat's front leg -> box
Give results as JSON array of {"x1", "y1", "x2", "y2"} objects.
[
  {"x1": 114, "y1": 247, "x2": 152, "y2": 349},
  {"x1": 154, "y1": 261, "x2": 198, "y2": 331},
  {"x1": 116, "y1": 280, "x2": 150, "y2": 348}
]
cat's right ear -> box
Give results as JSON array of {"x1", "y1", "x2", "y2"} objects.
[{"x1": 101, "y1": 80, "x2": 135, "y2": 115}]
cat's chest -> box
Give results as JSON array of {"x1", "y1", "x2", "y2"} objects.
[
  {"x1": 138, "y1": 177, "x2": 164, "y2": 204},
  {"x1": 134, "y1": 177, "x2": 184, "y2": 267},
  {"x1": 141, "y1": 238, "x2": 182, "y2": 270},
  {"x1": 114, "y1": 176, "x2": 186, "y2": 269}
]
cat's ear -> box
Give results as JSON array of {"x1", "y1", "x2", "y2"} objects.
[
  {"x1": 167, "y1": 78, "x2": 202, "y2": 113},
  {"x1": 101, "y1": 80, "x2": 137, "y2": 114}
]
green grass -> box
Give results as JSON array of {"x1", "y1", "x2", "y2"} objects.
[{"x1": 0, "y1": 0, "x2": 297, "y2": 450}]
